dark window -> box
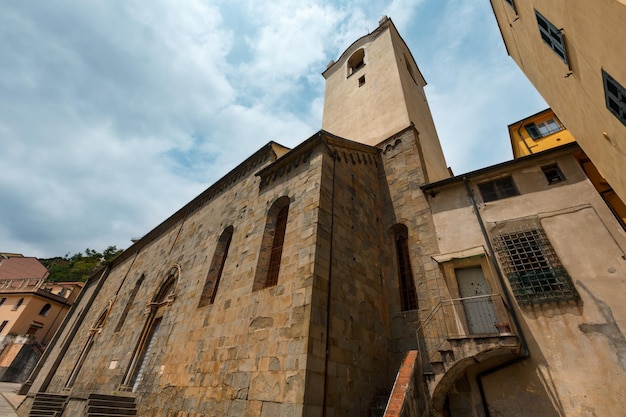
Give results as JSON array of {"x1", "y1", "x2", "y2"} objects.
[
  {"x1": 535, "y1": 10, "x2": 568, "y2": 64},
  {"x1": 39, "y1": 303, "x2": 52, "y2": 317},
  {"x1": 266, "y1": 205, "x2": 289, "y2": 287},
  {"x1": 478, "y1": 177, "x2": 519, "y2": 202},
  {"x1": 0, "y1": 320, "x2": 8, "y2": 333},
  {"x1": 404, "y1": 53, "x2": 417, "y2": 84},
  {"x1": 394, "y1": 225, "x2": 418, "y2": 311},
  {"x1": 493, "y1": 228, "x2": 579, "y2": 305},
  {"x1": 504, "y1": 0, "x2": 517, "y2": 13},
  {"x1": 114, "y1": 274, "x2": 145, "y2": 332},
  {"x1": 525, "y1": 118, "x2": 563, "y2": 139},
  {"x1": 199, "y1": 226, "x2": 234, "y2": 307},
  {"x1": 358, "y1": 75, "x2": 366, "y2": 87},
  {"x1": 602, "y1": 70, "x2": 626, "y2": 126},
  {"x1": 542, "y1": 164, "x2": 565, "y2": 184},
  {"x1": 12, "y1": 298, "x2": 24, "y2": 311},
  {"x1": 121, "y1": 267, "x2": 179, "y2": 391},
  {"x1": 0, "y1": 298, "x2": 6, "y2": 306},
  {"x1": 254, "y1": 197, "x2": 290, "y2": 291}
]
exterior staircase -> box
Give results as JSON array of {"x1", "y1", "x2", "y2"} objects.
[
  {"x1": 85, "y1": 393, "x2": 137, "y2": 417},
  {"x1": 416, "y1": 294, "x2": 523, "y2": 394},
  {"x1": 29, "y1": 393, "x2": 68, "y2": 417}
]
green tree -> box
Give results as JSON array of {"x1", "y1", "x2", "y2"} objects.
[{"x1": 40, "y1": 246, "x2": 123, "y2": 282}]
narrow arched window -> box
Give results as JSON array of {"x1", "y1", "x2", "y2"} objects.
[
  {"x1": 122, "y1": 265, "x2": 179, "y2": 392},
  {"x1": 393, "y1": 224, "x2": 418, "y2": 311},
  {"x1": 254, "y1": 197, "x2": 290, "y2": 291},
  {"x1": 39, "y1": 303, "x2": 52, "y2": 317},
  {"x1": 114, "y1": 274, "x2": 145, "y2": 332},
  {"x1": 65, "y1": 303, "x2": 112, "y2": 389},
  {"x1": 199, "y1": 226, "x2": 234, "y2": 307}
]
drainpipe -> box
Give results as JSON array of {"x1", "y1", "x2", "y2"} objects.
[
  {"x1": 463, "y1": 177, "x2": 530, "y2": 417},
  {"x1": 322, "y1": 148, "x2": 338, "y2": 417},
  {"x1": 462, "y1": 177, "x2": 528, "y2": 355},
  {"x1": 517, "y1": 123, "x2": 534, "y2": 156}
]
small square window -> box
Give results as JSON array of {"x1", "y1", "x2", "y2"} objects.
[
  {"x1": 478, "y1": 176, "x2": 519, "y2": 202},
  {"x1": 0, "y1": 320, "x2": 8, "y2": 333},
  {"x1": 0, "y1": 297, "x2": 6, "y2": 306},
  {"x1": 535, "y1": 10, "x2": 568, "y2": 65},
  {"x1": 358, "y1": 75, "x2": 366, "y2": 87},
  {"x1": 602, "y1": 70, "x2": 626, "y2": 127},
  {"x1": 541, "y1": 164, "x2": 565, "y2": 184}
]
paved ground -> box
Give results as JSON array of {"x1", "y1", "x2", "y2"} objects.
[{"x1": 0, "y1": 382, "x2": 24, "y2": 417}]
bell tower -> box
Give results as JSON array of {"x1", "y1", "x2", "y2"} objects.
[{"x1": 322, "y1": 16, "x2": 449, "y2": 182}]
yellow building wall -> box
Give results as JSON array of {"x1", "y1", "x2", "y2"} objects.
[
  {"x1": 0, "y1": 293, "x2": 70, "y2": 345},
  {"x1": 508, "y1": 109, "x2": 575, "y2": 158},
  {"x1": 491, "y1": 0, "x2": 626, "y2": 203}
]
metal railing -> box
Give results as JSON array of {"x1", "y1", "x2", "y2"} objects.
[{"x1": 416, "y1": 294, "x2": 514, "y2": 367}]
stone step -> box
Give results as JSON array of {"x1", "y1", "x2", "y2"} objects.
[
  {"x1": 87, "y1": 406, "x2": 137, "y2": 415},
  {"x1": 87, "y1": 399, "x2": 136, "y2": 409},
  {"x1": 87, "y1": 393, "x2": 135, "y2": 403}
]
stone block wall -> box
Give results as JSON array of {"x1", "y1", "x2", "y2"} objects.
[
  {"x1": 304, "y1": 141, "x2": 397, "y2": 417},
  {"x1": 378, "y1": 127, "x2": 442, "y2": 355},
  {"x1": 34, "y1": 143, "x2": 326, "y2": 416}
]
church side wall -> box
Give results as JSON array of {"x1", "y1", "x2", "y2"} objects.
[{"x1": 32, "y1": 147, "x2": 326, "y2": 417}]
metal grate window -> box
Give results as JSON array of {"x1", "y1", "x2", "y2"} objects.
[
  {"x1": 478, "y1": 176, "x2": 519, "y2": 202},
  {"x1": 493, "y1": 228, "x2": 579, "y2": 305},
  {"x1": 602, "y1": 69, "x2": 626, "y2": 127},
  {"x1": 395, "y1": 230, "x2": 417, "y2": 311},
  {"x1": 535, "y1": 10, "x2": 568, "y2": 64},
  {"x1": 266, "y1": 204, "x2": 289, "y2": 288}
]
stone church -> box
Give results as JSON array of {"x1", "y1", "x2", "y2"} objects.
[{"x1": 17, "y1": 17, "x2": 626, "y2": 417}]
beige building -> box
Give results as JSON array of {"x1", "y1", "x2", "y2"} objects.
[
  {"x1": 0, "y1": 254, "x2": 82, "y2": 382},
  {"x1": 489, "y1": 0, "x2": 626, "y2": 203},
  {"x1": 16, "y1": 16, "x2": 626, "y2": 417}
]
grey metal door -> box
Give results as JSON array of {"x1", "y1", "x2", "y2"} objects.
[{"x1": 456, "y1": 267, "x2": 498, "y2": 334}]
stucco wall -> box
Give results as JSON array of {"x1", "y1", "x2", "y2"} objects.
[{"x1": 491, "y1": 0, "x2": 626, "y2": 203}]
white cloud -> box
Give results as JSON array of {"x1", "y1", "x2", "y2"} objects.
[{"x1": 0, "y1": 0, "x2": 547, "y2": 258}]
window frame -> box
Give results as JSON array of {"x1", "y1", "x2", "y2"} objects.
[
  {"x1": 493, "y1": 228, "x2": 579, "y2": 306},
  {"x1": 392, "y1": 224, "x2": 418, "y2": 311},
  {"x1": 198, "y1": 226, "x2": 234, "y2": 307},
  {"x1": 253, "y1": 196, "x2": 291, "y2": 291},
  {"x1": 602, "y1": 69, "x2": 626, "y2": 127},
  {"x1": 12, "y1": 298, "x2": 24, "y2": 311},
  {"x1": 534, "y1": 10, "x2": 569, "y2": 65},
  {"x1": 347, "y1": 48, "x2": 366, "y2": 77},
  {"x1": 541, "y1": 163, "x2": 566, "y2": 185},
  {"x1": 39, "y1": 303, "x2": 52, "y2": 317},
  {"x1": 504, "y1": 0, "x2": 517, "y2": 13},
  {"x1": 477, "y1": 176, "x2": 520, "y2": 202}
]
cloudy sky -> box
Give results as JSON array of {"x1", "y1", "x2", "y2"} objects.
[{"x1": 1, "y1": 0, "x2": 546, "y2": 258}]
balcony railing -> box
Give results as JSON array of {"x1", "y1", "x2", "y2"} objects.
[
  {"x1": 416, "y1": 294, "x2": 515, "y2": 367},
  {"x1": 0, "y1": 278, "x2": 44, "y2": 291}
]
